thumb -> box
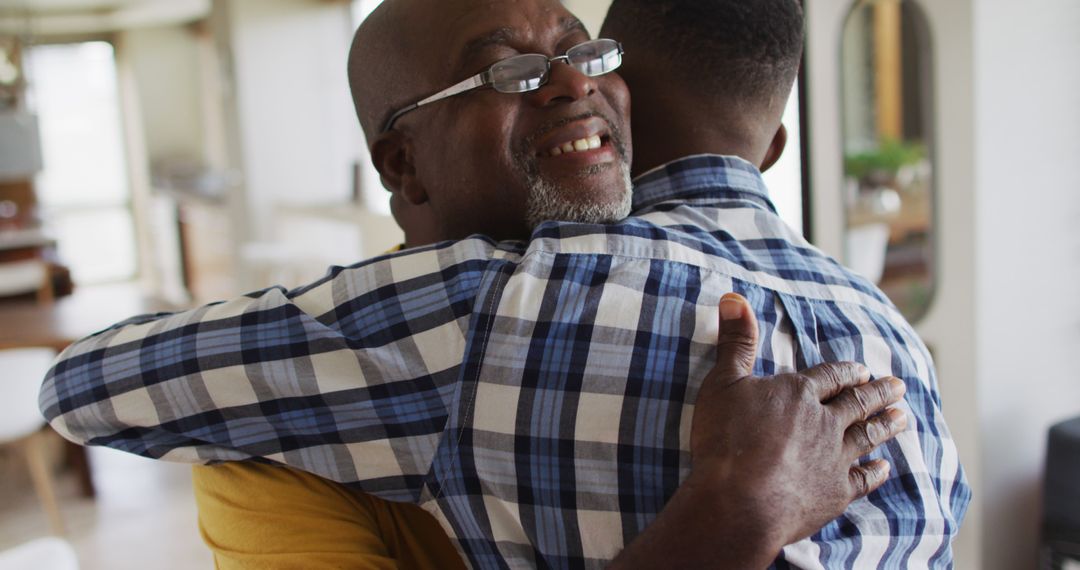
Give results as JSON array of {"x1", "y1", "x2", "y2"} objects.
[{"x1": 715, "y1": 293, "x2": 760, "y2": 382}]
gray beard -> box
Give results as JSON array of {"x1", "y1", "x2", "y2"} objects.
[{"x1": 523, "y1": 162, "x2": 634, "y2": 230}]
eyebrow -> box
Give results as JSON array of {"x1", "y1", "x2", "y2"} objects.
[
  {"x1": 461, "y1": 27, "x2": 517, "y2": 65},
  {"x1": 460, "y1": 16, "x2": 589, "y2": 66}
]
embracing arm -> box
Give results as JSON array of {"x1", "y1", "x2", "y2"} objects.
[{"x1": 38, "y1": 239, "x2": 499, "y2": 491}]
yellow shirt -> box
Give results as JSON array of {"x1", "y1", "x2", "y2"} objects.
[{"x1": 193, "y1": 462, "x2": 465, "y2": 570}]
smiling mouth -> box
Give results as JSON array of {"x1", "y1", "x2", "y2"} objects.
[
  {"x1": 546, "y1": 135, "x2": 612, "y2": 157},
  {"x1": 531, "y1": 114, "x2": 620, "y2": 160}
]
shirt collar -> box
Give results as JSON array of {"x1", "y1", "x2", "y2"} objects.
[{"x1": 630, "y1": 154, "x2": 778, "y2": 214}]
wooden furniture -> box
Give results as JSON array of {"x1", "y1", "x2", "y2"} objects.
[
  {"x1": 0, "y1": 284, "x2": 178, "y2": 498},
  {"x1": 0, "y1": 227, "x2": 56, "y2": 303},
  {"x1": 0, "y1": 179, "x2": 64, "y2": 302},
  {"x1": 0, "y1": 180, "x2": 36, "y2": 216},
  {"x1": 0, "y1": 259, "x2": 52, "y2": 302},
  {"x1": 0, "y1": 348, "x2": 64, "y2": 535},
  {"x1": 0, "y1": 283, "x2": 174, "y2": 352}
]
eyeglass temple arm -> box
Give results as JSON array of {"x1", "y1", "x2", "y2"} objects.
[
  {"x1": 417, "y1": 73, "x2": 488, "y2": 106},
  {"x1": 382, "y1": 73, "x2": 490, "y2": 133}
]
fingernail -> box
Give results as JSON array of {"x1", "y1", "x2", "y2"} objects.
[
  {"x1": 886, "y1": 407, "x2": 908, "y2": 428},
  {"x1": 720, "y1": 295, "x2": 743, "y2": 321},
  {"x1": 889, "y1": 377, "x2": 907, "y2": 396},
  {"x1": 875, "y1": 459, "x2": 891, "y2": 475}
]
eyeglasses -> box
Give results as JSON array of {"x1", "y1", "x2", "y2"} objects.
[{"x1": 381, "y1": 38, "x2": 624, "y2": 133}]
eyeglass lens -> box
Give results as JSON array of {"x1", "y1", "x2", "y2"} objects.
[
  {"x1": 489, "y1": 39, "x2": 622, "y2": 94},
  {"x1": 490, "y1": 55, "x2": 550, "y2": 94}
]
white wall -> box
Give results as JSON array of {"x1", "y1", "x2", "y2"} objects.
[
  {"x1": 227, "y1": 0, "x2": 361, "y2": 242},
  {"x1": 562, "y1": 0, "x2": 609, "y2": 35},
  {"x1": 973, "y1": 0, "x2": 1080, "y2": 567},
  {"x1": 121, "y1": 26, "x2": 206, "y2": 164}
]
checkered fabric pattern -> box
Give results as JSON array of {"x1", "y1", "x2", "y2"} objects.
[{"x1": 40, "y1": 155, "x2": 969, "y2": 569}]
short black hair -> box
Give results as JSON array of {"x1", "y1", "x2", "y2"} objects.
[{"x1": 604, "y1": 0, "x2": 804, "y2": 102}]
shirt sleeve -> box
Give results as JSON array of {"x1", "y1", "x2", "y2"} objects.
[
  {"x1": 192, "y1": 462, "x2": 465, "y2": 570},
  {"x1": 39, "y1": 239, "x2": 500, "y2": 499}
]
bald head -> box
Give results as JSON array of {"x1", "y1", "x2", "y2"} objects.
[
  {"x1": 344, "y1": 0, "x2": 633, "y2": 245},
  {"x1": 348, "y1": 0, "x2": 418, "y2": 144},
  {"x1": 349, "y1": 0, "x2": 541, "y2": 143}
]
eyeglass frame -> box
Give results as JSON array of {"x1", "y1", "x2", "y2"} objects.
[{"x1": 380, "y1": 38, "x2": 624, "y2": 134}]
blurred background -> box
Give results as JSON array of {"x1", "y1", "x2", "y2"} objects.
[{"x1": 0, "y1": 0, "x2": 1077, "y2": 568}]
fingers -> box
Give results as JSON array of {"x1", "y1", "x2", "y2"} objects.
[
  {"x1": 828, "y1": 376, "x2": 906, "y2": 425},
  {"x1": 848, "y1": 459, "x2": 891, "y2": 499},
  {"x1": 713, "y1": 293, "x2": 760, "y2": 384},
  {"x1": 800, "y1": 362, "x2": 873, "y2": 402},
  {"x1": 843, "y1": 407, "x2": 907, "y2": 458}
]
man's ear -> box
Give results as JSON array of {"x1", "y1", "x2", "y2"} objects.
[
  {"x1": 371, "y1": 131, "x2": 428, "y2": 206},
  {"x1": 760, "y1": 124, "x2": 788, "y2": 173}
]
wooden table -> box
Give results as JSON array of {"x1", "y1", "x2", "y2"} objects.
[
  {"x1": 0, "y1": 283, "x2": 180, "y2": 497},
  {"x1": 0, "y1": 283, "x2": 176, "y2": 351}
]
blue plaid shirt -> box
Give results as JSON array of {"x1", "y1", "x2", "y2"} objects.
[{"x1": 41, "y1": 155, "x2": 969, "y2": 569}]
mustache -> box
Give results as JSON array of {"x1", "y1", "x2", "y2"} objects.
[{"x1": 521, "y1": 111, "x2": 629, "y2": 161}]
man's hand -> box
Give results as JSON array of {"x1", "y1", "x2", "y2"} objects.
[
  {"x1": 690, "y1": 292, "x2": 907, "y2": 558},
  {"x1": 610, "y1": 293, "x2": 907, "y2": 569}
]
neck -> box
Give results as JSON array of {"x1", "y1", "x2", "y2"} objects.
[{"x1": 628, "y1": 89, "x2": 772, "y2": 178}]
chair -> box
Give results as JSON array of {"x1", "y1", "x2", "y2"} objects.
[
  {"x1": 0, "y1": 347, "x2": 64, "y2": 535},
  {"x1": 0, "y1": 258, "x2": 53, "y2": 304},
  {"x1": 0, "y1": 537, "x2": 78, "y2": 570},
  {"x1": 1042, "y1": 415, "x2": 1080, "y2": 569}
]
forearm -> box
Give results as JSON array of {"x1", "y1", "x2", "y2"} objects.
[
  {"x1": 40, "y1": 287, "x2": 321, "y2": 448},
  {"x1": 38, "y1": 242, "x2": 492, "y2": 485},
  {"x1": 608, "y1": 470, "x2": 781, "y2": 570}
]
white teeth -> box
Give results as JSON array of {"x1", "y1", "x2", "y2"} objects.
[{"x1": 548, "y1": 136, "x2": 605, "y2": 157}]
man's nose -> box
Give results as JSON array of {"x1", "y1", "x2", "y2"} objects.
[{"x1": 527, "y1": 62, "x2": 596, "y2": 106}]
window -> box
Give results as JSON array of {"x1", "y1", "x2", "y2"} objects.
[{"x1": 25, "y1": 41, "x2": 137, "y2": 284}]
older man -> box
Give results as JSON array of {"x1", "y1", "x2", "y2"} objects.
[{"x1": 40, "y1": 0, "x2": 967, "y2": 568}]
